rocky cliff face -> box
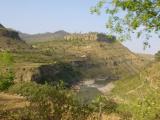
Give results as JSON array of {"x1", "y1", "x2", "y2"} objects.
[{"x1": 14, "y1": 64, "x2": 40, "y2": 83}]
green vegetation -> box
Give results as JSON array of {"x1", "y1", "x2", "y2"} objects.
[
  {"x1": 0, "y1": 52, "x2": 14, "y2": 91},
  {"x1": 111, "y1": 62, "x2": 160, "y2": 120},
  {"x1": 0, "y1": 24, "x2": 157, "y2": 119},
  {"x1": 91, "y1": 0, "x2": 160, "y2": 42},
  {"x1": 35, "y1": 62, "x2": 82, "y2": 86},
  {"x1": 30, "y1": 39, "x2": 144, "y2": 79},
  {"x1": 0, "y1": 52, "x2": 13, "y2": 66},
  {"x1": 0, "y1": 73, "x2": 14, "y2": 91},
  {"x1": 1, "y1": 82, "x2": 118, "y2": 120}
]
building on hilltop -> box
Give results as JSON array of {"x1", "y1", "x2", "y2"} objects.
[{"x1": 64, "y1": 32, "x2": 116, "y2": 43}]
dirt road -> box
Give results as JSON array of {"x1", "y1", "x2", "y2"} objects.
[{"x1": 0, "y1": 92, "x2": 28, "y2": 111}]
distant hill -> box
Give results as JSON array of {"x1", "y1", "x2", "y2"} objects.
[
  {"x1": 0, "y1": 24, "x2": 31, "y2": 51},
  {"x1": 19, "y1": 30, "x2": 70, "y2": 43}
]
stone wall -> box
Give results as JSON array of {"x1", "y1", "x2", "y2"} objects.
[
  {"x1": 64, "y1": 33, "x2": 98, "y2": 41},
  {"x1": 64, "y1": 33, "x2": 116, "y2": 42}
]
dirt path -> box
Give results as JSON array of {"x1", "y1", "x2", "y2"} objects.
[
  {"x1": 126, "y1": 82, "x2": 144, "y2": 95},
  {"x1": 0, "y1": 92, "x2": 28, "y2": 111}
]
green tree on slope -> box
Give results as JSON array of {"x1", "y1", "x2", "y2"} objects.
[
  {"x1": 0, "y1": 52, "x2": 13, "y2": 66},
  {"x1": 0, "y1": 52, "x2": 14, "y2": 90}
]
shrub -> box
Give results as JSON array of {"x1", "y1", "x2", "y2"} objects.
[
  {"x1": 0, "y1": 77, "x2": 13, "y2": 91},
  {"x1": 0, "y1": 52, "x2": 13, "y2": 66},
  {"x1": 0, "y1": 52, "x2": 14, "y2": 91},
  {"x1": 8, "y1": 82, "x2": 91, "y2": 120},
  {"x1": 7, "y1": 82, "x2": 118, "y2": 120}
]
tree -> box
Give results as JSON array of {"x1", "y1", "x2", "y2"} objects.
[
  {"x1": 0, "y1": 52, "x2": 14, "y2": 91},
  {"x1": 91, "y1": 0, "x2": 160, "y2": 43},
  {"x1": 155, "y1": 50, "x2": 160, "y2": 61},
  {"x1": 0, "y1": 52, "x2": 13, "y2": 67}
]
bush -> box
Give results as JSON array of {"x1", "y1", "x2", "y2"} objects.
[
  {"x1": 0, "y1": 52, "x2": 13, "y2": 66},
  {"x1": 0, "y1": 52, "x2": 14, "y2": 91},
  {"x1": 0, "y1": 70, "x2": 14, "y2": 91},
  {"x1": 0, "y1": 78, "x2": 13, "y2": 91},
  {"x1": 7, "y1": 82, "x2": 118, "y2": 120},
  {"x1": 8, "y1": 82, "x2": 91, "y2": 120}
]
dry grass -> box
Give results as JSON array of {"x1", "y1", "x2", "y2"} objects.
[{"x1": 0, "y1": 92, "x2": 29, "y2": 111}]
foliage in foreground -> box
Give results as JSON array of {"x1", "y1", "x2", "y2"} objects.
[
  {"x1": 115, "y1": 90, "x2": 160, "y2": 120},
  {"x1": 3, "y1": 82, "x2": 119, "y2": 120},
  {"x1": 0, "y1": 52, "x2": 14, "y2": 91},
  {"x1": 91, "y1": 0, "x2": 160, "y2": 43}
]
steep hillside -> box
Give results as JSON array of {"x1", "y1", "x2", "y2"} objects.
[
  {"x1": 111, "y1": 61, "x2": 160, "y2": 120},
  {"x1": 19, "y1": 30, "x2": 69, "y2": 43},
  {"x1": 0, "y1": 24, "x2": 31, "y2": 51},
  {"x1": 2, "y1": 31, "x2": 149, "y2": 93},
  {"x1": 31, "y1": 33, "x2": 147, "y2": 80},
  {"x1": 112, "y1": 61, "x2": 160, "y2": 100}
]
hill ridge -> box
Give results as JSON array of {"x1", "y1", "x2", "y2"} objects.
[
  {"x1": 0, "y1": 24, "x2": 31, "y2": 51},
  {"x1": 19, "y1": 30, "x2": 69, "y2": 43}
]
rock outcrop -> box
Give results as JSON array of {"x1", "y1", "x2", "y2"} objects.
[{"x1": 64, "y1": 33, "x2": 116, "y2": 43}]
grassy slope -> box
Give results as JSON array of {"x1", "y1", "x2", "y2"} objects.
[
  {"x1": 111, "y1": 62, "x2": 160, "y2": 120},
  {"x1": 0, "y1": 28, "x2": 30, "y2": 51},
  {"x1": 0, "y1": 37, "x2": 157, "y2": 119}
]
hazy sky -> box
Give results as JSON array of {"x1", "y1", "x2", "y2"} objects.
[{"x1": 0, "y1": 0, "x2": 159, "y2": 54}]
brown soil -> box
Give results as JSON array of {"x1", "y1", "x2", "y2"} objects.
[{"x1": 0, "y1": 92, "x2": 28, "y2": 111}]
